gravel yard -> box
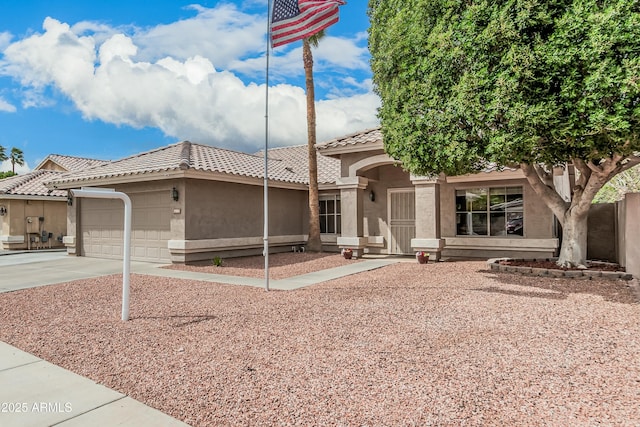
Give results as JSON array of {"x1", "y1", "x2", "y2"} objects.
[{"x1": 1, "y1": 257, "x2": 639, "y2": 426}]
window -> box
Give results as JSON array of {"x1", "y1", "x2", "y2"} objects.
[
  {"x1": 455, "y1": 187, "x2": 523, "y2": 236},
  {"x1": 319, "y1": 195, "x2": 341, "y2": 234}
]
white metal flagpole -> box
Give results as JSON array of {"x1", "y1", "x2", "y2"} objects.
[{"x1": 263, "y1": 0, "x2": 272, "y2": 292}]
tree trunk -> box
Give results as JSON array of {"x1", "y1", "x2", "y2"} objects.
[
  {"x1": 521, "y1": 158, "x2": 628, "y2": 268},
  {"x1": 557, "y1": 209, "x2": 589, "y2": 268},
  {"x1": 303, "y1": 39, "x2": 322, "y2": 252}
]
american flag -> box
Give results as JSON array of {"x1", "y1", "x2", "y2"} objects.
[{"x1": 271, "y1": 0, "x2": 346, "y2": 48}]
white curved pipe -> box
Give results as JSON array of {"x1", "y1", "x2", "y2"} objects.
[{"x1": 71, "y1": 188, "x2": 132, "y2": 321}]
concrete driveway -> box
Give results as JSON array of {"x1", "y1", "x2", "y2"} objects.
[{"x1": 0, "y1": 252, "x2": 164, "y2": 293}]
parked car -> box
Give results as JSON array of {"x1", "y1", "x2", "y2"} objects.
[{"x1": 506, "y1": 216, "x2": 523, "y2": 235}]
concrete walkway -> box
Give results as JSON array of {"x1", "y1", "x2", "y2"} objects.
[
  {"x1": 0, "y1": 252, "x2": 399, "y2": 426},
  {"x1": 0, "y1": 342, "x2": 189, "y2": 427},
  {"x1": 0, "y1": 251, "x2": 398, "y2": 293}
]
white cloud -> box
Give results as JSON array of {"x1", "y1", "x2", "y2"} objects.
[
  {"x1": 133, "y1": 4, "x2": 267, "y2": 67},
  {"x1": 0, "y1": 159, "x2": 31, "y2": 174},
  {"x1": 0, "y1": 31, "x2": 12, "y2": 51},
  {"x1": 0, "y1": 97, "x2": 16, "y2": 112},
  {"x1": 0, "y1": 8, "x2": 379, "y2": 152},
  {"x1": 234, "y1": 34, "x2": 370, "y2": 81}
]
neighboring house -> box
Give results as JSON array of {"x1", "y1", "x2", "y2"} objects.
[
  {"x1": 46, "y1": 141, "x2": 341, "y2": 263},
  {"x1": 316, "y1": 128, "x2": 560, "y2": 260},
  {"x1": 43, "y1": 128, "x2": 562, "y2": 264},
  {"x1": 0, "y1": 155, "x2": 108, "y2": 250}
]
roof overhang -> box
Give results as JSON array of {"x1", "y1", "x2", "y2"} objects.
[
  {"x1": 445, "y1": 168, "x2": 525, "y2": 183},
  {"x1": 45, "y1": 169, "x2": 311, "y2": 191},
  {"x1": 0, "y1": 194, "x2": 66, "y2": 201},
  {"x1": 316, "y1": 141, "x2": 385, "y2": 157}
]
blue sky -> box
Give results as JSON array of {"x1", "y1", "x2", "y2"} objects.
[{"x1": 0, "y1": 0, "x2": 378, "y2": 172}]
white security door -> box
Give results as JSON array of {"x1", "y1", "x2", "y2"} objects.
[{"x1": 388, "y1": 189, "x2": 416, "y2": 254}]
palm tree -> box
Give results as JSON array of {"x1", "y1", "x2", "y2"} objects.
[
  {"x1": 0, "y1": 145, "x2": 7, "y2": 163},
  {"x1": 10, "y1": 147, "x2": 24, "y2": 173},
  {"x1": 303, "y1": 32, "x2": 324, "y2": 252}
]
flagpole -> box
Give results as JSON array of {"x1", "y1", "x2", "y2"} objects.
[{"x1": 263, "y1": 0, "x2": 272, "y2": 292}]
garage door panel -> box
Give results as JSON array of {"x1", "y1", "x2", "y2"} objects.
[
  {"x1": 132, "y1": 246, "x2": 145, "y2": 258},
  {"x1": 145, "y1": 247, "x2": 160, "y2": 258},
  {"x1": 81, "y1": 191, "x2": 171, "y2": 263},
  {"x1": 145, "y1": 230, "x2": 160, "y2": 240},
  {"x1": 104, "y1": 245, "x2": 122, "y2": 257}
]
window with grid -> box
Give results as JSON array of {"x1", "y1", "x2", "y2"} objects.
[
  {"x1": 455, "y1": 187, "x2": 523, "y2": 236},
  {"x1": 319, "y1": 195, "x2": 341, "y2": 234}
]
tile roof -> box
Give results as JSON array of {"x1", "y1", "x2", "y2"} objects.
[
  {"x1": 37, "y1": 154, "x2": 109, "y2": 172},
  {"x1": 0, "y1": 154, "x2": 111, "y2": 198},
  {"x1": 316, "y1": 127, "x2": 383, "y2": 152},
  {"x1": 0, "y1": 170, "x2": 68, "y2": 197},
  {"x1": 259, "y1": 145, "x2": 341, "y2": 184},
  {"x1": 47, "y1": 141, "x2": 341, "y2": 187}
]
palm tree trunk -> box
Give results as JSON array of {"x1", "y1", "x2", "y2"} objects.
[{"x1": 303, "y1": 38, "x2": 322, "y2": 252}]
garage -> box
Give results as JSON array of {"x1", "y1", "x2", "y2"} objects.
[{"x1": 80, "y1": 191, "x2": 171, "y2": 263}]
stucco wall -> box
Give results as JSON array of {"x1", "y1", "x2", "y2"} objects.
[
  {"x1": 1, "y1": 198, "x2": 67, "y2": 250},
  {"x1": 587, "y1": 203, "x2": 617, "y2": 262},
  {"x1": 339, "y1": 149, "x2": 387, "y2": 177},
  {"x1": 183, "y1": 179, "x2": 306, "y2": 240},
  {"x1": 440, "y1": 178, "x2": 554, "y2": 239},
  {"x1": 63, "y1": 178, "x2": 318, "y2": 262},
  {"x1": 361, "y1": 164, "x2": 413, "y2": 254},
  {"x1": 63, "y1": 180, "x2": 183, "y2": 257},
  {"x1": 38, "y1": 160, "x2": 66, "y2": 172},
  {"x1": 623, "y1": 193, "x2": 640, "y2": 278},
  {"x1": 440, "y1": 177, "x2": 557, "y2": 258},
  {"x1": 616, "y1": 198, "x2": 627, "y2": 268}
]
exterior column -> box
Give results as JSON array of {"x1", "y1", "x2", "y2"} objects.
[
  {"x1": 63, "y1": 195, "x2": 78, "y2": 255},
  {"x1": 624, "y1": 192, "x2": 640, "y2": 278},
  {"x1": 410, "y1": 175, "x2": 445, "y2": 260},
  {"x1": 336, "y1": 176, "x2": 368, "y2": 257}
]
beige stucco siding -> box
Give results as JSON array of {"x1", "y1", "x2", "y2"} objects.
[
  {"x1": 361, "y1": 165, "x2": 413, "y2": 253},
  {"x1": 439, "y1": 178, "x2": 554, "y2": 239},
  {"x1": 439, "y1": 178, "x2": 557, "y2": 258},
  {"x1": 37, "y1": 160, "x2": 66, "y2": 172},
  {"x1": 183, "y1": 179, "x2": 306, "y2": 240},
  {"x1": 65, "y1": 181, "x2": 180, "y2": 262},
  {"x1": 0, "y1": 199, "x2": 67, "y2": 250}
]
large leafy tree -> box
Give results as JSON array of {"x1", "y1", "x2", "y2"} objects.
[
  {"x1": 303, "y1": 31, "x2": 326, "y2": 253},
  {"x1": 369, "y1": 0, "x2": 640, "y2": 267},
  {"x1": 10, "y1": 147, "x2": 24, "y2": 173}
]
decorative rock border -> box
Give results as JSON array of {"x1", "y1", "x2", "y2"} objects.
[{"x1": 486, "y1": 258, "x2": 634, "y2": 281}]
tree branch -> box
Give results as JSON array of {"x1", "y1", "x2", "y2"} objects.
[
  {"x1": 572, "y1": 158, "x2": 593, "y2": 190},
  {"x1": 521, "y1": 163, "x2": 568, "y2": 225}
]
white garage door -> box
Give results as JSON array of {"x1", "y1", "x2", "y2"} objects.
[{"x1": 80, "y1": 191, "x2": 171, "y2": 263}]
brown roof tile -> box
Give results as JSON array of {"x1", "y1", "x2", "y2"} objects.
[
  {"x1": 36, "y1": 154, "x2": 109, "y2": 172},
  {"x1": 259, "y1": 145, "x2": 341, "y2": 184},
  {"x1": 0, "y1": 170, "x2": 67, "y2": 197},
  {"x1": 316, "y1": 127, "x2": 383, "y2": 152},
  {"x1": 48, "y1": 141, "x2": 341, "y2": 187}
]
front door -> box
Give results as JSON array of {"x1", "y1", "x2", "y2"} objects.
[{"x1": 388, "y1": 188, "x2": 415, "y2": 254}]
